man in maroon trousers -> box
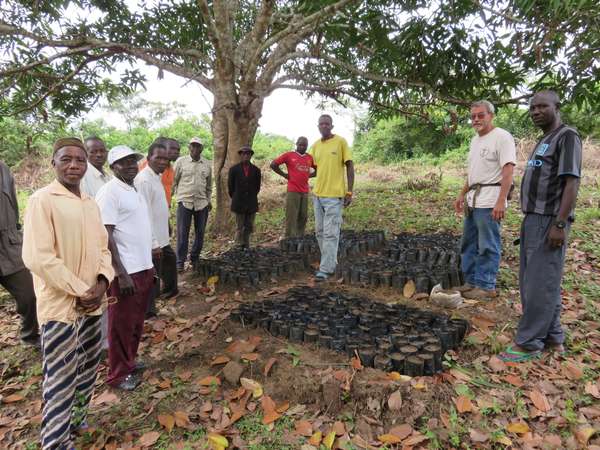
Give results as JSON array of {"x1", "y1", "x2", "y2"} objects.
[{"x1": 96, "y1": 145, "x2": 155, "y2": 391}]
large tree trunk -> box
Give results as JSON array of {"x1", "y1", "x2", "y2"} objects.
[{"x1": 211, "y1": 93, "x2": 262, "y2": 234}]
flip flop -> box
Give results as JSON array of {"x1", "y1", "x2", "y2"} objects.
[{"x1": 498, "y1": 346, "x2": 542, "y2": 363}]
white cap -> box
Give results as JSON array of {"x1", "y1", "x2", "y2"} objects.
[
  {"x1": 189, "y1": 137, "x2": 203, "y2": 145},
  {"x1": 108, "y1": 145, "x2": 144, "y2": 166}
]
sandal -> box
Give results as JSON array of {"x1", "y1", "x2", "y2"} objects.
[{"x1": 498, "y1": 346, "x2": 542, "y2": 363}]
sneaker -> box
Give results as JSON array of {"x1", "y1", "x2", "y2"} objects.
[
  {"x1": 314, "y1": 271, "x2": 330, "y2": 282},
  {"x1": 115, "y1": 374, "x2": 141, "y2": 391},
  {"x1": 462, "y1": 287, "x2": 497, "y2": 299}
]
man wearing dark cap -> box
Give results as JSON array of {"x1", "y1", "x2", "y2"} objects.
[
  {"x1": 173, "y1": 137, "x2": 212, "y2": 271},
  {"x1": 96, "y1": 145, "x2": 154, "y2": 390},
  {"x1": 0, "y1": 158, "x2": 39, "y2": 347},
  {"x1": 22, "y1": 138, "x2": 114, "y2": 449},
  {"x1": 228, "y1": 146, "x2": 262, "y2": 248},
  {"x1": 500, "y1": 90, "x2": 582, "y2": 362}
]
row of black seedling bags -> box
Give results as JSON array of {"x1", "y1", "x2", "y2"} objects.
[
  {"x1": 231, "y1": 287, "x2": 469, "y2": 376},
  {"x1": 279, "y1": 230, "x2": 386, "y2": 258}
]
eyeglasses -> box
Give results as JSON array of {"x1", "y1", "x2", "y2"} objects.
[{"x1": 470, "y1": 112, "x2": 488, "y2": 120}]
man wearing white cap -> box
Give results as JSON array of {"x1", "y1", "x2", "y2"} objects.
[
  {"x1": 95, "y1": 145, "x2": 155, "y2": 390},
  {"x1": 173, "y1": 137, "x2": 212, "y2": 272}
]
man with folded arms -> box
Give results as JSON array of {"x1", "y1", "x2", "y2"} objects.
[
  {"x1": 22, "y1": 138, "x2": 114, "y2": 449},
  {"x1": 96, "y1": 145, "x2": 154, "y2": 390}
]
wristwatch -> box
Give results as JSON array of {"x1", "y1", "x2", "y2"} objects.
[
  {"x1": 554, "y1": 220, "x2": 567, "y2": 229},
  {"x1": 346, "y1": 191, "x2": 353, "y2": 196}
]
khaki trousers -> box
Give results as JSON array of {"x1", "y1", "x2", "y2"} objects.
[{"x1": 285, "y1": 192, "x2": 309, "y2": 238}]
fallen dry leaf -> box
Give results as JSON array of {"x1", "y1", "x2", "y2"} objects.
[
  {"x1": 158, "y1": 414, "x2": 175, "y2": 433},
  {"x1": 403, "y1": 433, "x2": 428, "y2": 446},
  {"x1": 262, "y1": 410, "x2": 281, "y2": 425},
  {"x1": 528, "y1": 390, "x2": 551, "y2": 412},
  {"x1": 487, "y1": 356, "x2": 506, "y2": 372},
  {"x1": 389, "y1": 423, "x2": 412, "y2": 440},
  {"x1": 584, "y1": 381, "x2": 600, "y2": 399},
  {"x1": 449, "y1": 368, "x2": 472, "y2": 382},
  {"x1": 242, "y1": 352, "x2": 259, "y2": 361},
  {"x1": 387, "y1": 390, "x2": 402, "y2": 411},
  {"x1": 240, "y1": 378, "x2": 263, "y2": 398},
  {"x1": 295, "y1": 420, "x2": 313, "y2": 436},
  {"x1": 2, "y1": 394, "x2": 24, "y2": 403},
  {"x1": 469, "y1": 429, "x2": 489, "y2": 443},
  {"x1": 276, "y1": 401, "x2": 289, "y2": 413},
  {"x1": 502, "y1": 374, "x2": 524, "y2": 387},
  {"x1": 207, "y1": 432, "x2": 228, "y2": 450},
  {"x1": 563, "y1": 362, "x2": 584, "y2": 380},
  {"x1": 322, "y1": 430, "x2": 336, "y2": 449},
  {"x1": 263, "y1": 357, "x2": 277, "y2": 376},
  {"x1": 92, "y1": 390, "x2": 120, "y2": 406},
  {"x1": 403, "y1": 280, "x2": 416, "y2": 298},
  {"x1": 351, "y1": 356, "x2": 363, "y2": 370},
  {"x1": 506, "y1": 422, "x2": 530, "y2": 434},
  {"x1": 197, "y1": 376, "x2": 221, "y2": 386},
  {"x1": 177, "y1": 370, "x2": 192, "y2": 381},
  {"x1": 574, "y1": 426, "x2": 596, "y2": 445},
  {"x1": 139, "y1": 431, "x2": 161, "y2": 447},
  {"x1": 455, "y1": 395, "x2": 473, "y2": 413},
  {"x1": 210, "y1": 355, "x2": 230, "y2": 366},
  {"x1": 260, "y1": 395, "x2": 276, "y2": 414},
  {"x1": 332, "y1": 420, "x2": 345, "y2": 436},
  {"x1": 309, "y1": 431, "x2": 322, "y2": 446},
  {"x1": 378, "y1": 434, "x2": 402, "y2": 444}
]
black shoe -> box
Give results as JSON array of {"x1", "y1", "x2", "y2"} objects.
[
  {"x1": 116, "y1": 374, "x2": 140, "y2": 391},
  {"x1": 162, "y1": 289, "x2": 179, "y2": 299},
  {"x1": 21, "y1": 336, "x2": 41, "y2": 350}
]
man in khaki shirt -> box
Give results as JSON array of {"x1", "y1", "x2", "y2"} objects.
[
  {"x1": 22, "y1": 138, "x2": 114, "y2": 450},
  {"x1": 173, "y1": 137, "x2": 212, "y2": 271}
]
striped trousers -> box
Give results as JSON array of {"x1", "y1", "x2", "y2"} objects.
[{"x1": 41, "y1": 315, "x2": 102, "y2": 450}]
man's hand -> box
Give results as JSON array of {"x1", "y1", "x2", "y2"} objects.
[
  {"x1": 454, "y1": 194, "x2": 465, "y2": 215},
  {"x1": 152, "y1": 247, "x2": 162, "y2": 260},
  {"x1": 343, "y1": 193, "x2": 352, "y2": 207},
  {"x1": 118, "y1": 273, "x2": 136, "y2": 296},
  {"x1": 492, "y1": 199, "x2": 506, "y2": 221},
  {"x1": 77, "y1": 278, "x2": 109, "y2": 313},
  {"x1": 547, "y1": 225, "x2": 566, "y2": 248}
]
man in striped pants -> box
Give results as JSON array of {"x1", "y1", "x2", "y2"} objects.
[{"x1": 22, "y1": 138, "x2": 114, "y2": 449}]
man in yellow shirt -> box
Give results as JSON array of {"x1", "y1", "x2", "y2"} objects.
[
  {"x1": 22, "y1": 138, "x2": 114, "y2": 450},
  {"x1": 309, "y1": 114, "x2": 354, "y2": 281}
]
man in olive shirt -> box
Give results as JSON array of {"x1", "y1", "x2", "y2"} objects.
[
  {"x1": 0, "y1": 160, "x2": 38, "y2": 346},
  {"x1": 309, "y1": 114, "x2": 354, "y2": 282},
  {"x1": 173, "y1": 137, "x2": 212, "y2": 271}
]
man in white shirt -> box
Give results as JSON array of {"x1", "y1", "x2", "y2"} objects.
[
  {"x1": 454, "y1": 100, "x2": 516, "y2": 299},
  {"x1": 134, "y1": 142, "x2": 171, "y2": 318},
  {"x1": 96, "y1": 146, "x2": 155, "y2": 391},
  {"x1": 81, "y1": 136, "x2": 112, "y2": 197}
]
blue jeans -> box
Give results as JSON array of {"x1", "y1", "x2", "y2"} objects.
[
  {"x1": 460, "y1": 208, "x2": 501, "y2": 290},
  {"x1": 313, "y1": 196, "x2": 343, "y2": 274},
  {"x1": 176, "y1": 203, "x2": 209, "y2": 268}
]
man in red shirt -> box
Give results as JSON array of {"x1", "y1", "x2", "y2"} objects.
[{"x1": 270, "y1": 137, "x2": 315, "y2": 238}]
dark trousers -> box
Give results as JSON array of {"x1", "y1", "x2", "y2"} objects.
[
  {"x1": 41, "y1": 315, "x2": 101, "y2": 450},
  {"x1": 107, "y1": 269, "x2": 154, "y2": 386},
  {"x1": 285, "y1": 192, "x2": 309, "y2": 238},
  {"x1": 160, "y1": 244, "x2": 177, "y2": 293},
  {"x1": 515, "y1": 214, "x2": 569, "y2": 351},
  {"x1": 235, "y1": 212, "x2": 256, "y2": 248},
  {"x1": 176, "y1": 203, "x2": 209, "y2": 268},
  {"x1": 0, "y1": 268, "x2": 39, "y2": 342}
]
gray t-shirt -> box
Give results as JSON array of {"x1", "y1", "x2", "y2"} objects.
[
  {"x1": 520, "y1": 125, "x2": 582, "y2": 217},
  {"x1": 466, "y1": 127, "x2": 516, "y2": 208}
]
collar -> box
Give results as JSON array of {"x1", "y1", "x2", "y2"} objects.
[
  {"x1": 143, "y1": 165, "x2": 162, "y2": 179},
  {"x1": 320, "y1": 134, "x2": 335, "y2": 142},
  {"x1": 113, "y1": 177, "x2": 136, "y2": 191},
  {"x1": 48, "y1": 179, "x2": 90, "y2": 200},
  {"x1": 87, "y1": 162, "x2": 109, "y2": 179},
  {"x1": 294, "y1": 151, "x2": 309, "y2": 157}
]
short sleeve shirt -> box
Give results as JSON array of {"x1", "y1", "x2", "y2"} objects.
[
  {"x1": 309, "y1": 135, "x2": 352, "y2": 198},
  {"x1": 134, "y1": 166, "x2": 170, "y2": 249},
  {"x1": 272, "y1": 151, "x2": 315, "y2": 193},
  {"x1": 520, "y1": 125, "x2": 582, "y2": 217},
  {"x1": 466, "y1": 127, "x2": 516, "y2": 208},
  {"x1": 95, "y1": 178, "x2": 154, "y2": 275}
]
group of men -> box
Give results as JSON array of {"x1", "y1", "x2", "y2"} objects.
[
  {"x1": 0, "y1": 91, "x2": 582, "y2": 448},
  {"x1": 455, "y1": 90, "x2": 582, "y2": 362}
]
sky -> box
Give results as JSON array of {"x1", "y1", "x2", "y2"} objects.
[{"x1": 85, "y1": 69, "x2": 359, "y2": 145}]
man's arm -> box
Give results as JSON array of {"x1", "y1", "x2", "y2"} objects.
[
  {"x1": 344, "y1": 160, "x2": 354, "y2": 207},
  {"x1": 172, "y1": 159, "x2": 182, "y2": 196},
  {"x1": 206, "y1": 162, "x2": 213, "y2": 209},
  {"x1": 492, "y1": 163, "x2": 515, "y2": 221},
  {"x1": 454, "y1": 181, "x2": 470, "y2": 214},
  {"x1": 270, "y1": 160, "x2": 288, "y2": 179},
  {"x1": 547, "y1": 176, "x2": 580, "y2": 248},
  {"x1": 105, "y1": 225, "x2": 136, "y2": 296}
]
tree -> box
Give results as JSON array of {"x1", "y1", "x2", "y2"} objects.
[{"x1": 1, "y1": 0, "x2": 598, "y2": 227}]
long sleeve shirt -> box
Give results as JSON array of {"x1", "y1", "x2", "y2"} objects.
[
  {"x1": 22, "y1": 180, "x2": 114, "y2": 325},
  {"x1": 173, "y1": 155, "x2": 212, "y2": 211},
  {"x1": 134, "y1": 166, "x2": 170, "y2": 249}
]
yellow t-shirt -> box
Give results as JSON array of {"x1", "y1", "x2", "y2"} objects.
[{"x1": 309, "y1": 135, "x2": 352, "y2": 197}]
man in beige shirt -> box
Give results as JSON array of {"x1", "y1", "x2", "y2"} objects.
[
  {"x1": 173, "y1": 137, "x2": 212, "y2": 271},
  {"x1": 22, "y1": 138, "x2": 114, "y2": 450}
]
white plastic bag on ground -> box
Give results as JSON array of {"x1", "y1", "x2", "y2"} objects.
[{"x1": 430, "y1": 283, "x2": 463, "y2": 308}]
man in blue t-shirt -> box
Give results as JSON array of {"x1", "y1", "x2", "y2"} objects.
[{"x1": 500, "y1": 90, "x2": 582, "y2": 363}]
